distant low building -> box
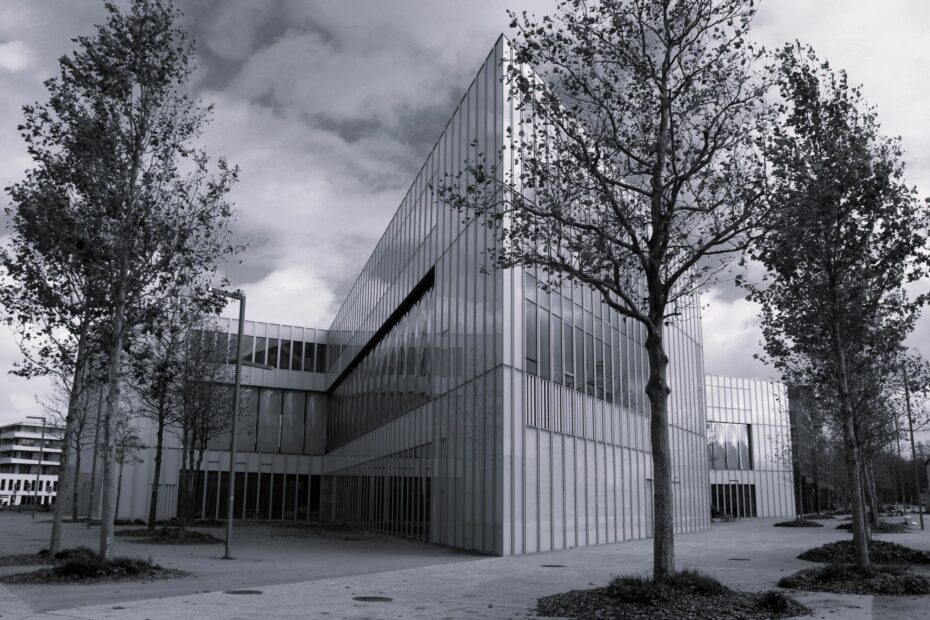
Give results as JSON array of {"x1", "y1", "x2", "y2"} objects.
[{"x1": 0, "y1": 420, "x2": 62, "y2": 507}]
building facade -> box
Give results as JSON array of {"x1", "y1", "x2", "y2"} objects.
[
  {"x1": 74, "y1": 321, "x2": 328, "y2": 523},
  {"x1": 0, "y1": 420, "x2": 62, "y2": 507},
  {"x1": 78, "y1": 37, "x2": 729, "y2": 555},
  {"x1": 705, "y1": 375, "x2": 795, "y2": 518},
  {"x1": 320, "y1": 37, "x2": 709, "y2": 555}
]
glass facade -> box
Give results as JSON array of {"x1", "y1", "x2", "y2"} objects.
[
  {"x1": 707, "y1": 422, "x2": 751, "y2": 470},
  {"x1": 320, "y1": 38, "x2": 711, "y2": 555},
  {"x1": 189, "y1": 328, "x2": 325, "y2": 374},
  {"x1": 328, "y1": 286, "x2": 435, "y2": 449}
]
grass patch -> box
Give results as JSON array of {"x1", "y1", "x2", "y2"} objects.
[
  {"x1": 778, "y1": 563, "x2": 930, "y2": 595},
  {"x1": 0, "y1": 546, "x2": 187, "y2": 584},
  {"x1": 774, "y1": 519, "x2": 824, "y2": 528},
  {"x1": 799, "y1": 540, "x2": 930, "y2": 564},
  {"x1": 537, "y1": 570, "x2": 810, "y2": 619}
]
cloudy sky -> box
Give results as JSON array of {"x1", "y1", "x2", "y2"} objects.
[{"x1": 0, "y1": 0, "x2": 929, "y2": 430}]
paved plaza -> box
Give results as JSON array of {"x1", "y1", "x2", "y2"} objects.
[{"x1": 1, "y1": 512, "x2": 929, "y2": 619}]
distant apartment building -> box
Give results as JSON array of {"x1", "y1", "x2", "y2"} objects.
[
  {"x1": 705, "y1": 375, "x2": 795, "y2": 518},
  {"x1": 0, "y1": 420, "x2": 62, "y2": 507}
]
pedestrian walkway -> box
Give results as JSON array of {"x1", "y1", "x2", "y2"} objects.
[{"x1": 3, "y1": 517, "x2": 929, "y2": 619}]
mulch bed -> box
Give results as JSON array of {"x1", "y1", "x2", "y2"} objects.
[
  {"x1": 801, "y1": 514, "x2": 836, "y2": 520},
  {"x1": 774, "y1": 519, "x2": 823, "y2": 528},
  {"x1": 835, "y1": 521, "x2": 910, "y2": 533},
  {"x1": 798, "y1": 540, "x2": 930, "y2": 564},
  {"x1": 0, "y1": 553, "x2": 52, "y2": 567},
  {"x1": 116, "y1": 527, "x2": 223, "y2": 544},
  {"x1": 536, "y1": 572, "x2": 810, "y2": 619},
  {"x1": 0, "y1": 547, "x2": 187, "y2": 585},
  {"x1": 778, "y1": 563, "x2": 930, "y2": 595}
]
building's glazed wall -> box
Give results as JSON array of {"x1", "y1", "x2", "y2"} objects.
[
  {"x1": 503, "y1": 268, "x2": 710, "y2": 554},
  {"x1": 321, "y1": 37, "x2": 711, "y2": 555},
  {"x1": 321, "y1": 38, "x2": 506, "y2": 554},
  {"x1": 706, "y1": 375, "x2": 795, "y2": 518},
  {"x1": 71, "y1": 319, "x2": 328, "y2": 522}
]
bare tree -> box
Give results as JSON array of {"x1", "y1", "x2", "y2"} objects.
[{"x1": 170, "y1": 319, "x2": 233, "y2": 533}]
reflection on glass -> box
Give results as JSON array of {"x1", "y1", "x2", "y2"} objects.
[
  {"x1": 236, "y1": 387, "x2": 258, "y2": 452},
  {"x1": 291, "y1": 341, "x2": 303, "y2": 371},
  {"x1": 303, "y1": 341, "x2": 315, "y2": 372},
  {"x1": 266, "y1": 338, "x2": 279, "y2": 369},
  {"x1": 254, "y1": 336, "x2": 267, "y2": 366},
  {"x1": 281, "y1": 390, "x2": 305, "y2": 453},
  {"x1": 279, "y1": 340, "x2": 291, "y2": 371},
  {"x1": 525, "y1": 301, "x2": 537, "y2": 375},
  {"x1": 257, "y1": 389, "x2": 282, "y2": 452},
  {"x1": 707, "y1": 421, "x2": 752, "y2": 470}
]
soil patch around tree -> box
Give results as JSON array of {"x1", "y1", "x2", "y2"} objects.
[
  {"x1": 801, "y1": 513, "x2": 836, "y2": 520},
  {"x1": 774, "y1": 519, "x2": 823, "y2": 528},
  {"x1": 115, "y1": 527, "x2": 223, "y2": 545},
  {"x1": 778, "y1": 563, "x2": 930, "y2": 595},
  {"x1": 536, "y1": 570, "x2": 810, "y2": 619},
  {"x1": 0, "y1": 546, "x2": 187, "y2": 584},
  {"x1": 798, "y1": 539, "x2": 930, "y2": 564}
]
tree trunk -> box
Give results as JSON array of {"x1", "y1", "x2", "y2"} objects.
[
  {"x1": 49, "y1": 331, "x2": 88, "y2": 554},
  {"x1": 177, "y1": 426, "x2": 189, "y2": 532},
  {"x1": 644, "y1": 319, "x2": 674, "y2": 580},
  {"x1": 71, "y1": 448, "x2": 82, "y2": 523},
  {"x1": 98, "y1": 291, "x2": 126, "y2": 560},
  {"x1": 147, "y1": 400, "x2": 167, "y2": 533},
  {"x1": 863, "y1": 459, "x2": 879, "y2": 531},
  {"x1": 833, "y1": 321, "x2": 870, "y2": 570},
  {"x1": 903, "y1": 370, "x2": 925, "y2": 528},
  {"x1": 116, "y1": 458, "x2": 124, "y2": 524}
]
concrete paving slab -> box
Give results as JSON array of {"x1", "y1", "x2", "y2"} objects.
[{"x1": 2, "y1": 514, "x2": 928, "y2": 619}]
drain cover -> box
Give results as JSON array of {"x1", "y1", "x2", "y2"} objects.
[
  {"x1": 224, "y1": 590, "x2": 263, "y2": 595},
  {"x1": 353, "y1": 596, "x2": 393, "y2": 603},
  {"x1": 541, "y1": 564, "x2": 566, "y2": 568},
  {"x1": 728, "y1": 558, "x2": 751, "y2": 561}
]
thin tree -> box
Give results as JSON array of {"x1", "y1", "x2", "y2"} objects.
[
  {"x1": 113, "y1": 412, "x2": 145, "y2": 523},
  {"x1": 8, "y1": 0, "x2": 241, "y2": 558},
  {"x1": 171, "y1": 319, "x2": 233, "y2": 533},
  {"x1": 438, "y1": 0, "x2": 769, "y2": 578},
  {"x1": 126, "y1": 296, "x2": 205, "y2": 532},
  {"x1": 747, "y1": 44, "x2": 930, "y2": 570}
]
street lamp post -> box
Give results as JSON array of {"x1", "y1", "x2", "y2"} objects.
[
  {"x1": 26, "y1": 415, "x2": 47, "y2": 518},
  {"x1": 212, "y1": 287, "x2": 245, "y2": 560}
]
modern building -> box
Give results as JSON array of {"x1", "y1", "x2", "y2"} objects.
[
  {"x1": 74, "y1": 37, "x2": 812, "y2": 555},
  {"x1": 0, "y1": 420, "x2": 62, "y2": 507},
  {"x1": 705, "y1": 376, "x2": 795, "y2": 518},
  {"x1": 73, "y1": 322, "x2": 328, "y2": 523}
]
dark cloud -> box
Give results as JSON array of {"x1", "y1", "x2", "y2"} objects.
[{"x1": 1, "y1": 0, "x2": 929, "y2": 425}]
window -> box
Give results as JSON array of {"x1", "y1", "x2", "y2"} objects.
[
  {"x1": 266, "y1": 338, "x2": 280, "y2": 369},
  {"x1": 315, "y1": 344, "x2": 327, "y2": 373},
  {"x1": 291, "y1": 341, "x2": 303, "y2": 371},
  {"x1": 525, "y1": 301, "x2": 537, "y2": 375},
  {"x1": 254, "y1": 337, "x2": 267, "y2": 366},
  {"x1": 707, "y1": 422, "x2": 752, "y2": 470},
  {"x1": 279, "y1": 340, "x2": 291, "y2": 370},
  {"x1": 303, "y1": 342, "x2": 315, "y2": 372}
]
